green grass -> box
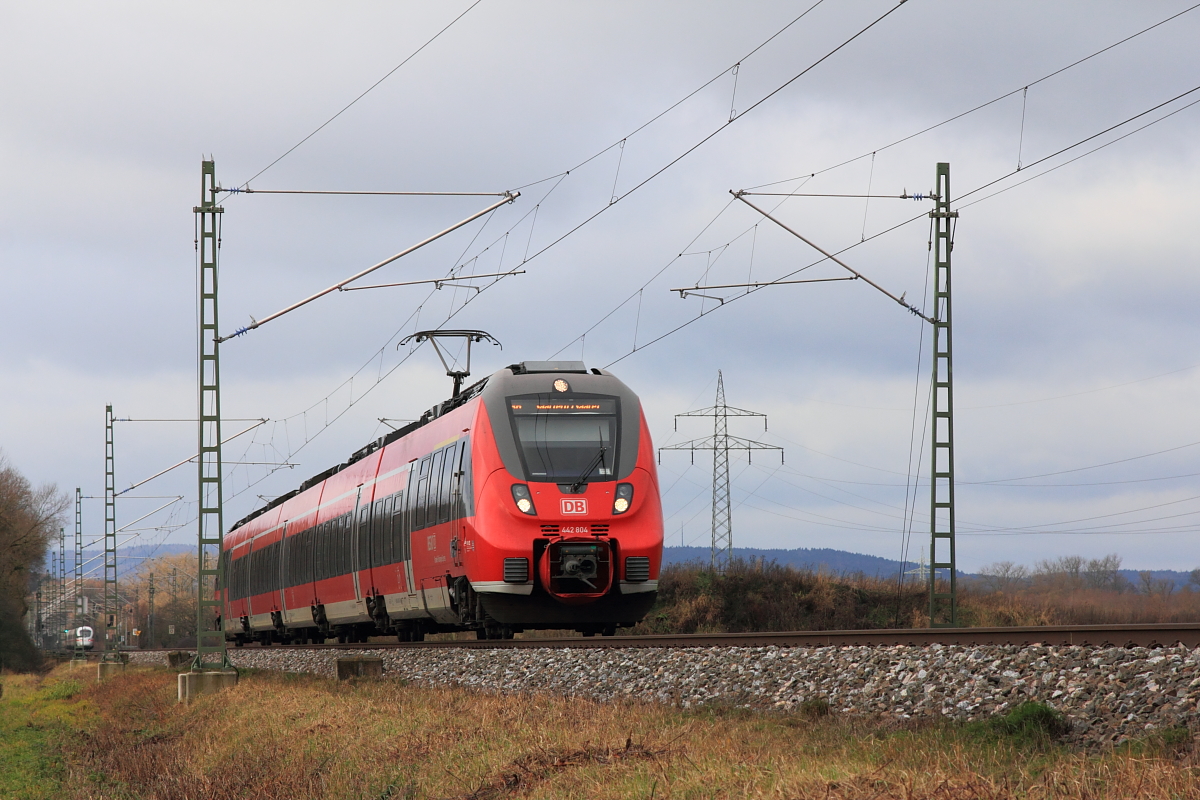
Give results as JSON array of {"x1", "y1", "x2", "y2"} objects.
[
  {"x1": 0, "y1": 672, "x2": 83, "y2": 800},
  {"x1": 966, "y1": 701, "x2": 1072, "y2": 748}
]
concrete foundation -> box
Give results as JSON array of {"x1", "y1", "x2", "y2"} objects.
[
  {"x1": 337, "y1": 656, "x2": 384, "y2": 680},
  {"x1": 96, "y1": 661, "x2": 125, "y2": 682},
  {"x1": 177, "y1": 670, "x2": 239, "y2": 703}
]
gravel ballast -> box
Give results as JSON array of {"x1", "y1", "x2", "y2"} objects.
[{"x1": 128, "y1": 642, "x2": 1200, "y2": 745}]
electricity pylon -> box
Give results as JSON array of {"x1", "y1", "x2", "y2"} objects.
[{"x1": 659, "y1": 371, "x2": 782, "y2": 573}]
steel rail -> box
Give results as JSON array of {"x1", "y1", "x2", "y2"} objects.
[{"x1": 133, "y1": 623, "x2": 1200, "y2": 654}]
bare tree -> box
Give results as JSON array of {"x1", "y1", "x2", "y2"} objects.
[
  {"x1": 0, "y1": 451, "x2": 69, "y2": 669},
  {"x1": 1138, "y1": 570, "x2": 1175, "y2": 598},
  {"x1": 1033, "y1": 555, "x2": 1085, "y2": 591},
  {"x1": 1189, "y1": 568, "x2": 1200, "y2": 591},
  {"x1": 1083, "y1": 554, "x2": 1128, "y2": 592},
  {"x1": 977, "y1": 561, "x2": 1030, "y2": 593}
]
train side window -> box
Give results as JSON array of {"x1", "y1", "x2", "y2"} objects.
[
  {"x1": 414, "y1": 455, "x2": 431, "y2": 529},
  {"x1": 457, "y1": 438, "x2": 473, "y2": 519},
  {"x1": 265, "y1": 541, "x2": 276, "y2": 594},
  {"x1": 357, "y1": 504, "x2": 371, "y2": 574},
  {"x1": 333, "y1": 516, "x2": 344, "y2": 577},
  {"x1": 371, "y1": 497, "x2": 387, "y2": 567},
  {"x1": 428, "y1": 449, "x2": 445, "y2": 527},
  {"x1": 373, "y1": 498, "x2": 390, "y2": 567},
  {"x1": 392, "y1": 491, "x2": 407, "y2": 561},
  {"x1": 287, "y1": 532, "x2": 298, "y2": 588},
  {"x1": 303, "y1": 527, "x2": 314, "y2": 585},
  {"x1": 315, "y1": 523, "x2": 328, "y2": 582},
  {"x1": 333, "y1": 519, "x2": 341, "y2": 578},
  {"x1": 272, "y1": 539, "x2": 282, "y2": 593},
  {"x1": 342, "y1": 514, "x2": 353, "y2": 576},
  {"x1": 249, "y1": 548, "x2": 259, "y2": 597},
  {"x1": 299, "y1": 527, "x2": 312, "y2": 586},
  {"x1": 439, "y1": 443, "x2": 457, "y2": 523},
  {"x1": 228, "y1": 553, "x2": 240, "y2": 601}
]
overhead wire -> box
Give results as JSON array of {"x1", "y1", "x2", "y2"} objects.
[
  {"x1": 602, "y1": 79, "x2": 1200, "y2": 369},
  {"x1": 234, "y1": 0, "x2": 485, "y2": 190},
  {"x1": 745, "y1": 1, "x2": 1200, "y2": 191}
]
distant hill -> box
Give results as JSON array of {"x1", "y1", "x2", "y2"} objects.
[
  {"x1": 663, "y1": 546, "x2": 910, "y2": 577},
  {"x1": 662, "y1": 547, "x2": 1196, "y2": 591}
]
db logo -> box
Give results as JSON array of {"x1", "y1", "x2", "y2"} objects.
[{"x1": 561, "y1": 498, "x2": 588, "y2": 515}]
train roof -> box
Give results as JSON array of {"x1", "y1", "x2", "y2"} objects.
[{"x1": 229, "y1": 360, "x2": 609, "y2": 532}]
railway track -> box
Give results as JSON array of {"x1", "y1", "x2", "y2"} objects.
[{"x1": 104, "y1": 622, "x2": 1200, "y2": 656}]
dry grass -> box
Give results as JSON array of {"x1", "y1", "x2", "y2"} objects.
[
  {"x1": 630, "y1": 560, "x2": 925, "y2": 635},
  {"x1": 24, "y1": 664, "x2": 1198, "y2": 799},
  {"x1": 962, "y1": 586, "x2": 1200, "y2": 627}
]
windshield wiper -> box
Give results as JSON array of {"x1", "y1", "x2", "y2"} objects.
[{"x1": 568, "y1": 447, "x2": 607, "y2": 493}]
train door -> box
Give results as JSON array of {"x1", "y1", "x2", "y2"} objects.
[
  {"x1": 277, "y1": 522, "x2": 288, "y2": 613},
  {"x1": 369, "y1": 497, "x2": 386, "y2": 594},
  {"x1": 410, "y1": 455, "x2": 432, "y2": 609},
  {"x1": 351, "y1": 486, "x2": 365, "y2": 603},
  {"x1": 448, "y1": 441, "x2": 464, "y2": 567},
  {"x1": 393, "y1": 487, "x2": 416, "y2": 605}
]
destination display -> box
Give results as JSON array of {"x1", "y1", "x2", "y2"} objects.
[{"x1": 508, "y1": 397, "x2": 617, "y2": 415}]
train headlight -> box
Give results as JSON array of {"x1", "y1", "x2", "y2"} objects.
[
  {"x1": 511, "y1": 484, "x2": 537, "y2": 515},
  {"x1": 553, "y1": 379, "x2": 569, "y2": 392},
  {"x1": 612, "y1": 483, "x2": 634, "y2": 514}
]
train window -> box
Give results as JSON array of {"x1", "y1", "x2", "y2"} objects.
[
  {"x1": 392, "y1": 492, "x2": 408, "y2": 561},
  {"x1": 264, "y1": 542, "x2": 274, "y2": 594},
  {"x1": 439, "y1": 443, "x2": 457, "y2": 523},
  {"x1": 457, "y1": 438, "x2": 473, "y2": 518},
  {"x1": 315, "y1": 522, "x2": 328, "y2": 582},
  {"x1": 249, "y1": 548, "x2": 259, "y2": 597},
  {"x1": 357, "y1": 504, "x2": 371, "y2": 573},
  {"x1": 286, "y1": 532, "x2": 299, "y2": 589},
  {"x1": 506, "y1": 394, "x2": 620, "y2": 483},
  {"x1": 297, "y1": 528, "x2": 310, "y2": 586},
  {"x1": 414, "y1": 455, "x2": 431, "y2": 530},
  {"x1": 341, "y1": 514, "x2": 353, "y2": 576},
  {"x1": 301, "y1": 527, "x2": 314, "y2": 586},
  {"x1": 371, "y1": 497, "x2": 386, "y2": 567},
  {"x1": 270, "y1": 539, "x2": 281, "y2": 593},
  {"x1": 332, "y1": 516, "x2": 344, "y2": 577},
  {"x1": 434, "y1": 450, "x2": 448, "y2": 525},
  {"x1": 228, "y1": 553, "x2": 240, "y2": 601},
  {"x1": 330, "y1": 518, "x2": 340, "y2": 579},
  {"x1": 373, "y1": 498, "x2": 390, "y2": 567},
  {"x1": 285, "y1": 535, "x2": 294, "y2": 589}
]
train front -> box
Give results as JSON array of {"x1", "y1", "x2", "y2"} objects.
[{"x1": 469, "y1": 361, "x2": 663, "y2": 633}]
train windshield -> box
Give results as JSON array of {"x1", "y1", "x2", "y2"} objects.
[{"x1": 507, "y1": 395, "x2": 619, "y2": 483}]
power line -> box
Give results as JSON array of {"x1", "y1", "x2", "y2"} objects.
[
  {"x1": 518, "y1": 2, "x2": 910, "y2": 272},
  {"x1": 972, "y1": 438, "x2": 1200, "y2": 485},
  {"x1": 746, "y1": 1, "x2": 1200, "y2": 191},
  {"x1": 600, "y1": 80, "x2": 1200, "y2": 369},
  {"x1": 235, "y1": 0, "x2": 485, "y2": 189}
]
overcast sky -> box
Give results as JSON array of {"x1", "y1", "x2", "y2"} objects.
[{"x1": 3, "y1": 1, "x2": 1199, "y2": 572}]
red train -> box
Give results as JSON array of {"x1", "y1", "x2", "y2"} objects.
[{"x1": 222, "y1": 361, "x2": 663, "y2": 642}]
